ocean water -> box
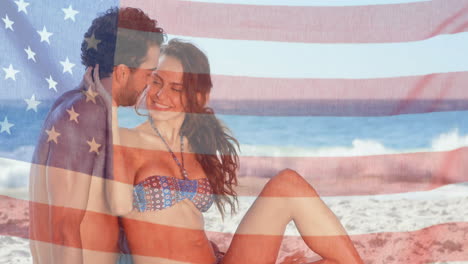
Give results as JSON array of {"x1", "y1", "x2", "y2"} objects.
[
  {"x1": 0, "y1": 99, "x2": 467, "y2": 189},
  {"x1": 118, "y1": 105, "x2": 468, "y2": 157},
  {"x1": 1, "y1": 100, "x2": 467, "y2": 160}
]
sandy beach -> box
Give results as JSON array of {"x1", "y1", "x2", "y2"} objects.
[{"x1": 1, "y1": 177, "x2": 467, "y2": 264}]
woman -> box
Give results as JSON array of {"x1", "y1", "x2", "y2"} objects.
[{"x1": 85, "y1": 39, "x2": 364, "y2": 264}]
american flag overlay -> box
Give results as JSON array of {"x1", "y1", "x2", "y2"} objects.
[{"x1": 1, "y1": 0, "x2": 468, "y2": 263}]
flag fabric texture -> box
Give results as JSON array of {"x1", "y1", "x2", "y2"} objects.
[{"x1": 0, "y1": 0, "x2": 467, "y2": 263}]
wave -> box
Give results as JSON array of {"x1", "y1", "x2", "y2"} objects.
[
  {"x1": 0, "y1": 158, "x2": 30, "y2": 189},
  {"x1": 431, "y1": 128, "x2": 468, "y2": 152},
  {"x1": 0, "y1": 146, "x2": 34, "y2": 189},
  {"x1": 239, "y1": 128, "x2": 468, "y2": 157}
]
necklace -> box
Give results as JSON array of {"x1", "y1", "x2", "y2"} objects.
[{"x1": 148, "y1": 116, "x2": 189, "y2": 180}]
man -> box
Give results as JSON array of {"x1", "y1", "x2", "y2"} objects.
[{"x1": 29, "y1": 7, "x2": 165, "y2": 264}]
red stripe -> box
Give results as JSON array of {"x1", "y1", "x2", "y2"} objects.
[
  {"x1": 237, "y1": 147, "x2": 468, "y2": 196},
  {"x1": 121, "y1": 0, "x2": 468, "y2": 43},
  {"x1": 129, "y1": 72, "x2": 468, "y2": 116},
  {"x1": 2, "y1": 196, "x2": 466, "y2": 262},
  {"x1": 210, "y1": 72, "x2": 468, "y2": 101},
  {"x1": 206, "y1": 72, "x2": 468, "y2": 116}
]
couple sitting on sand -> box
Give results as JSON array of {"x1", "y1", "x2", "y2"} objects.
[{"x1": 29, "y1": 6, "x2": 363, "y2": 264}]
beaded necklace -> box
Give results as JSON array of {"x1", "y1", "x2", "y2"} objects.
[{"x1": 148, "y1": 116, "x2": 189, "y2": 180}]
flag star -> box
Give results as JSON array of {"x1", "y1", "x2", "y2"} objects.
[
  {"x1": 62, "y1": 5, "x2": 79, "y2": 22},
  {"x1": 14, "y1": 0, "x2": 30, "y2": 14},
  {"x1": 84, "y1": 33, "x2": 101, "y2": 50},
  {"x1": 2, "y1": 14, "x2": 14, "y2": 31},
  {"x1": 45, "y1": 126, "x2": 60, "y2": 144},
  {"x1": 83, "y1": 88, "x2": 98, "y2": 104},
  {"x1": 3, "y1": 64, "x2": 20, "y2": 81},
  {"x1": 46, "y1": 75, "x2": 58, "y2": 92},
  {"x1": 60, "y1": 57, "x2": 75, "y2": 75},
  {"x1": 24, "y1": 46, "x2": 36, "y2": 62},
  {"x1": 37, "y1": 26, "x2": 53, "y2": 44},
  {"x1": 66, "y1": 106, "x2": 79, "y2": 123},
  {"x1": 86, "y1": 137, "x2": 101, "y2": 154},
  {"x1": 0, "y1": 116, "x2": 14, "y2": 134},
  {"x1": 24, "y1": 94, "x2": 41, "y2": 112}
]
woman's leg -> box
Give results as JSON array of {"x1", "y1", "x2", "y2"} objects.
[{"x1": 221, "y1": 169, "x2": 363, "y2": 264}]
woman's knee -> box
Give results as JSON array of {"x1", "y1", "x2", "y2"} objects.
[
  {"x1": 275, "y1": 168, "x2": 304, "y2": 183},
  {"x1": 260, "y1": 168, "x2": 318, "y2": 197}
]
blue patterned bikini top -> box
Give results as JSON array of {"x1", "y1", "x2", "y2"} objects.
[{"x1": 133, "y1": 175, "x2": 215, "y2": 213}]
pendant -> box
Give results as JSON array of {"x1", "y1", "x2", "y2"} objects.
[{"x1": 182, "y1": 170, "x2": 189, "y2": 179}]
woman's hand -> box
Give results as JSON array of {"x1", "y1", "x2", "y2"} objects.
[{"x1": 83, "y1": 64, "x2": 115, "y2": 107}]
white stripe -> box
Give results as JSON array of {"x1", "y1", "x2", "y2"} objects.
[
  {"x1": 0, "y1": 236, "x2": 31, "y2": 263},
  {"x1": 204, "y1": 182, "x2": 468, "y2": 235},
  {"x1": 168, "y1": 32, "x2": 468, "y2": 79},
  {"x1": 238, "y1": 142, "x2": 467, "y2": 157},
  {"x1": 182, "y1": 0, "x2": 430, "y2": 7}
]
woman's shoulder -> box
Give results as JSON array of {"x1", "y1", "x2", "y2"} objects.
[
  {"x1": 118, "y1": 122, "x2": 164, "y2": 150},
  {"x1": 118, "y1": 127, "x2": 140, "y2": 144},
  {"x1": 132, "y1": 121, "x2": 156, "y2": 142}
]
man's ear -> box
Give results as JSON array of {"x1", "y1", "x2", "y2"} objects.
[{"x1": 113, "y1": 64, "x2": 130, "y2": 86}]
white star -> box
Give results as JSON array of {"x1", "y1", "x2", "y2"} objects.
[
  {"x1": 3, "y1": 64, "x2": 20, "y2": 81},
  {"x1": 14, "y1": 0, "x2": 30, "y2": 14},
  {"x1": 60, "y1": 57, "x2": 75, "y2": 75},
  {"x1": 45, "y1": 126, "x2": 60, "y2": 144},
  {"x1": 2, "y1": 14, "x2": 14, "y2": 31},
  {"x1": 83, "y1": 88, "x2": 98, "y2": 104},
  {"x1": 45, "y1": 75, "x2": 58, "y2": 92},
  {"x1": 24, "y1": 94, "x2": 41, "y2": 112},
  {"x1": 37, "y1": 26, "x2": 53, "y2": 44},
  {"x1": 62, "y1": 5, "x2": 79, "y2": 22},
  {"x1": 87, "y1": 137, "x2": 101, "y2": 154},
  {"x1": 0, "y1": 116, "x2": 14, "y2": 134},
  {"x1": 66, "y1": 106, "x2": 79, "y2": 123},
  {"x1": 84, "y1": 33, "x2": 101, "y2": 50},
  {"x1": 24, "y1": 46, "x2": 36, "y2": 62}
]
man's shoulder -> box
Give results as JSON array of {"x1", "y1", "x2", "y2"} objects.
[
  {"x1": 46, "y1": 87, "x2": 107, "y2": 128},
  {"x1": 52, "y1": 87, "x2": 106, "y2": 116},
  {"x1": 32, "y1": 87, "x2": 111, "y2": 177}
]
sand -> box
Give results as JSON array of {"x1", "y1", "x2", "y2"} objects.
[{"x1": 1, "y1": 181, "x2": 467, "y2": 264}]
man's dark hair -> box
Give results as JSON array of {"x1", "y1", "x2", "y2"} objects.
[{"x1": 81, "y1": 7, "x2": 165, "y2": 78}]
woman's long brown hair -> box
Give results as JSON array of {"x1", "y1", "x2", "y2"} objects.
[{"x1": 162, "y1": 39, "x2": 239, "y2": 218}]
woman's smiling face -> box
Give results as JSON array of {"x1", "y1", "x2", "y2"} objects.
[{"x1": 146, "y1": 55, "x2": 187, "y2": 121}]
